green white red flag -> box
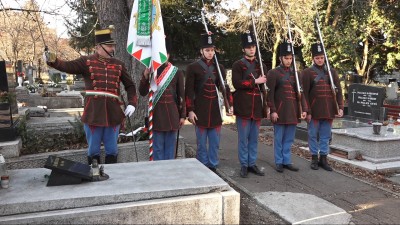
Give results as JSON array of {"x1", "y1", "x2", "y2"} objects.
[{"x1": 127, "y1": 0, "x2": 167, "y2": 71}]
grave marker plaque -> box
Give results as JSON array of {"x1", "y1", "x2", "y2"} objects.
[
  {"x1": 44, "y1": 155, "x2": 92, "y2": 186},
  {"x1": 348, "y1": 84, "x2": 386, "y2": 120}
]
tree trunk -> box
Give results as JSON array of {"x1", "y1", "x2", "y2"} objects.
[
  {"x1": 95, "y1": 0, "x2": 148, "y2": 129},
  {"x1": 271, "y1": 33, "x2": 281, "y2": 69},
  {"x1": 361, "y1": 39, "x2": 369, "y2": 82},
  {"x1": 332, "y1": 0, "x2": 350, "y2": 28},
  {"x1": 325, "y1": 0, "x2": 333, "y2": 26}
]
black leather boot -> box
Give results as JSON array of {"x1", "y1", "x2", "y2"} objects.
[
  {"x1": 240, "y1": 166, "x2": 248, "y2": 178},
  {"x1": 310, "y1": 155, "x2": 319, "y2": 170},
  {"x1": 105, "y1": 155, "x2": 118, "y2": 164},
  {"x1": 318, "y1": 155, "x2": 333, "y2": 171},
  {"x1": 248, "y1": 165, "x2": 265, "y2": 176},
  {"x1": 88, "y1": 155, "x2": 101, "y2": 165}
]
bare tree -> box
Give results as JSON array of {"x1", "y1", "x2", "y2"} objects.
[
  {"x1": 206, "y1": 0, "x2": 316, "y2": 68},
  {"x1": 0, "y1": 0, "x2": 79, "y2": 81}
]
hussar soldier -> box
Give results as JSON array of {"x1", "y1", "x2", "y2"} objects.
[
  {"x1": 302, "y1": 42, "x2": 344, "y2": 171},
  {"x1": 139, "y1": 37, "x2": 186, "y2": 160},
  {"x1": 232, "y1": 31, "x2": 268, "y2": 178},
  {"x1": 185, "y1": 33, "x2": 233, "y2": 172},
  {"x1": 267, "y1": 42, "x2": 307, "y2": 173},
  {"x1": 44, "y1": 26, "x2": 137, "y2": 165}
]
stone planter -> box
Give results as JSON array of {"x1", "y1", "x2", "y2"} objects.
[{"x1": 47, "y1": 87, "x2": 62, "y2": 92}]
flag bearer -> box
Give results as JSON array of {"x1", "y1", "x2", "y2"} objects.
[{"x1": 139, "y1": 37, "x2": 186, "y2": 160}]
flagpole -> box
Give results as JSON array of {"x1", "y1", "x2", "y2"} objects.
[{"x1": 148, "y1": 72, "x2": 155, "y2": 161}]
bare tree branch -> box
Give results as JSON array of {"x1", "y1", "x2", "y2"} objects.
[{"x1": 0, "y1": 7, "x2": 60, "y2": 16}]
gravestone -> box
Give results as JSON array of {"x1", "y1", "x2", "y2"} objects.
[
  {"x1": 44, "y1": 155, "x2": 92, "y2": 186},
  {"x1": 0, "y1": 61, "x2": 8, "y2": 91},
  {"x1": 5, "y1": 62, "x2": 18, "y2": 114},
  {"x1": 27, "y1": 65, "x2": 33, "y2": 84},
  {"x1": 347, "y1": 84, "x2": 386, "y2": 121},
  {"x1": 73, "y1": 80, "x2": 85, "y2": 91},
  {"x1": 0, "y1": 61, "x2": 11, "y2": 129}
]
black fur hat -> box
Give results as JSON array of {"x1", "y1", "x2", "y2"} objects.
[
  {"x1": 199, "y1": 33, "x2": 215, "y2": 49},
  {"x1": 279, "y1": 42, "x2": 292, "y2": 56},
  {"x1": 241, "y1": 30, "x2": 256, "y2": 48},
  {"x1": 311, "y1": 42, "x2": 324, "y2": 57}
]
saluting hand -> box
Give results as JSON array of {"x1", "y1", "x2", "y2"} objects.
[
  {"x1": 43, "y1": 51, "x2": 56, "y2": 63},
  {"x1": 188, "y1": 111, "x2": 198, "y2": 125}
]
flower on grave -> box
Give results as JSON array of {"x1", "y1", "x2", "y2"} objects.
[
  {"x1": 25, "y1": 83, "x2": 39, "y2": 92},
  {"x1": 17, "y1": 72, "x2": 24, "y2": 77},
  {"x1": 0, "y1": 91, "x2": 10, "y2": 103},
  {"x1": 47, "y1": 83, "x2": 61, "y2": 88}
]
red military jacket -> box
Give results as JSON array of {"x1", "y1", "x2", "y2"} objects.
[
  {"x1": 267, "y1": 65, "x2": 307, "y2": 124},
  {"x1": 301, "y1": 64, "x2": 344, "y2": 119},
  {"x1": 139, "y1": 63, "x2": 186, "y2": 131},
  {"x1": 185, "y1": 58, "x2": 232, "y2": 128},
  {"x1": 47, "y1": 53, "x2": 137, "y2": 126},
  {"x1": 231, "y1": 57, "x2": 268, "y2": 120}
]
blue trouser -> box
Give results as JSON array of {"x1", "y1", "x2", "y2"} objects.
[
  {"x1": 273, "y1": 124, "x2": 296, "y2": 165},
  {"x1": 84, "y1": 124, "x2": 120, "y2": 157},
  {"x1": 153, "y1": 130, "x2": 178, "y2": 160},
  {"x1": 308, "y1": 119, "x2": 332, "y2": 155},
  {"x1": 237, "y1": 117, "x2": 260, "y2": 167},
  {"x1": 195, "y1": 126, "x2": 221, "y2": 168}
]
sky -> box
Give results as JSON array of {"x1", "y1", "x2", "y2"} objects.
[{"x1": 2, "y1": 0, "x2": 74, "y2": 38}]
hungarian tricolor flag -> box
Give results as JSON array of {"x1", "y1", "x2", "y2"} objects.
[{"x1": 127, "y1": 0, "x2": 167, "y2": 71}]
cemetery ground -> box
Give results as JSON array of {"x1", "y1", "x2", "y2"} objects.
[
  {"x1": 222, "y1": 124, "x2": 400, "y2": 195},
  {"x1": 198, "y1": 123, "x2": 400, "y2": 224},
  {"x1": 12, "y1": 113, "x2": 400, "y2": 224}
]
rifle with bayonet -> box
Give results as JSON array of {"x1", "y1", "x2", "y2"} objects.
[
  {"x1": 314, "y1": 8, "x2": 340, "y2": 114},
  {"x1": 285, "y1": 12, "x2": 304, "y2": 119},
  {"x1": 200, "y1": 8, "x2": 231, "y2": 114},
  {"x1": 250, "y1": 9, "x2": 270, "y2": 118}
]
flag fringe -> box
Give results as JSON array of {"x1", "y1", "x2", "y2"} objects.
[{"x1": 137, "y1": 36, "x2": 151, "y2": 46}]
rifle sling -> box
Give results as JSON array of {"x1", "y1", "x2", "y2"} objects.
[{"x1": 196, "y1": 59, "x2": 216, "y2": 94}]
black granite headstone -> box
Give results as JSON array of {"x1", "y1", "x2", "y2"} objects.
[
  {"x1": 348, "y1": 84, "x2": 386, "y2": 120},
  {"x1": 0, "y1": 61, "x2": 13, "y2": 135},
  {"x1": 0, "y1": 61, "x2": 8, "y2": 91},
  {"x1": 44, "y1": 155, "x2": 92, "y2": 186}
]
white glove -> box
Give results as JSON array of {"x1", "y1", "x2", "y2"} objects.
[
  {"x1": 43, "y1": 51, "x2": 56, "y2": 63},
  {"x1": 124, "y1": 105, "x2": 135, "y2": 117}
]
